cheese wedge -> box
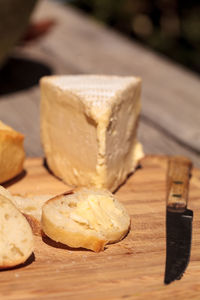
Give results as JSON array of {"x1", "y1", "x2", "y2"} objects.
[{"x1": 40, "y1": 75, "x2": 143, "y2": 192}]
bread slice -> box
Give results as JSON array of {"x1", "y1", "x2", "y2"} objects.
[
  {"x1": 12, "y1": 194, "x2": 51, "y2": 235},
  {"x1": 0, "y1": 185, "x2": 51, "y2": 235},
  {"x1": 0, "y1": 120, "x2": 25, "y2": 183},
  {"x1": 0, "y1": 194, "x2": 34, "y2": 269},
  {"x1": 0, "y1": 185, "x2": 13, "y2": 200},
  {"x1": 42, "y1": 188, "x2": 131, "y2": 252}
]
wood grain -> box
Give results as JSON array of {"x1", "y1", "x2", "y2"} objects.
[
  {"x1": 0, "y1": 0, "x2": 199, "y2": 167},
  {"x1": 0, "y1": 155, "x2": 200, "y2": 299}
]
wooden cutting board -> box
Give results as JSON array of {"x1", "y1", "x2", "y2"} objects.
[{"x1": 1, "y1": 156, "x2": 200, "y2": 300}]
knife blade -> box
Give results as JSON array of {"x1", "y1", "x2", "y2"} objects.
[{"x1": 164, "y1": 156, "x2": 193, "y2": 285}]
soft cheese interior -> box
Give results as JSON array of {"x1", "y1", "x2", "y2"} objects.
[{"x1": 40, "y1": 75, "x2": 143, "y2": 192}]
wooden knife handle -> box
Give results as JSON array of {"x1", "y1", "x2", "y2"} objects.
[{"x1": 166, "y1": 156, "x2": 193, "y2": 212}]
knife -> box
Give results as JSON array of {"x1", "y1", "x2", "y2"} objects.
[{"x1": 164, "y1": 156, "x2": 193, "y2": 284}]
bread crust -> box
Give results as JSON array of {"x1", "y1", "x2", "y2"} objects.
[
  {"x1": 0, "y1": 121, "x2": 25, "y2": 183},
  {"x1": 23, "y1": 214, "x2": 42, "y2": 236}
]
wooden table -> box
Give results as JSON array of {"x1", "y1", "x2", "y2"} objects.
[
  {"x1": 0, "y1": 2, "x2": 200, "y2": 299},
  {"x1": 0, "y1": 0, "x2": 199, "y2": 166}
]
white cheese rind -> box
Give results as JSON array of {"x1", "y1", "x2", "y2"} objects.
[{"x1": 40, "y1": 75, "x2": 143, "y2": 191}]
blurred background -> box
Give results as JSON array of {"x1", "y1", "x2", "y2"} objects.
[
  {"x1": 0, "y1": 0, "x2": 199, "y2": 73},
  {"x1": 0, "y1": 0, "x2": 199, "y2": 165},
  {"x1": 62, "y1": 0, "x2": 200, "y2": 74}
]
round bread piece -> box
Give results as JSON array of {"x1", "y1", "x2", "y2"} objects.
[
  {"x1": 0, "y1": 120, "x2": 25, "y2": 183},
  {"x1": 0, "y1": 185, "x2": 51, "y2": 236},
  {"x1": 0, "y1": 194, "x2": 34, "y2": 268},
  {"x1": 0, "y1": 185, "x2": 12, "y2": 200},
  {"x1": 12, "y1": 194, "x2": 52, "y2": 236},
  {"x1": 42, "y1": 188, "x2": 131, "y2": 252}
]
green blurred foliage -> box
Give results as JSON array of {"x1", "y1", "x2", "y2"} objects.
[{"x1": 67, "y1": 0, "x2": 200, "y2": 73}]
